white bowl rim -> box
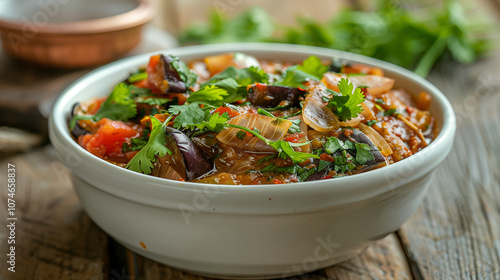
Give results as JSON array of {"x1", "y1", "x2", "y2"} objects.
[{"x1": 49, "y1": 43, "x2": 456, "y2": 199}]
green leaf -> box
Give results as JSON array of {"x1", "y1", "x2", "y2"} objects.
[
  {"x1": 134, "y1": 97, "x2": 170, "y2": 106},
  {"x1": 195, "y1": 112, "x2": 230, "y2": 133},
  {"x1": 70, "y1": 83, "x2": 137, "y2": 130},
  {"x1": 269, "y1": 140, "x2": 319, "y2": 163},
  {"x1": 324, "y1": 137, "x2": 343, "y2": 154},
  {"x1": 169, "y1": 55, "x2": 198, "y2": 89},
  {"x1": 384, "y1": 108, "x2": 398, "y2": 116},
  {"x1": 202, "y1": 66, "x2": 269, "y2": 87},
  {"x1": 366, "y1": 120, "x2": 378, "y2": 126},
  {"x1": 355, "y1": 143, "x2": 374, "y2": 165},
  {"x1": 210, "y1": 78, "x2": 248, "y2": 104},
  {"x1": 297, "y1": 55, "x2": 329, "y2": 80},
  {"x1": 126, "y1": 117, "x2": 172, "y2": 174},
  {"x1": 273, "y1": 68, "x2": 317, "y2": 89},
  {"x1": 327, "y1": 78, "x2": 365, "y2": 121},
  {"x1": 168, "y1": 102, "x2": 206, "y2": 130},
  {"x1": 186, "y1": 85, "x2": 229, "y2": 106},
  {"x1": 128, "y1": 72, "x2": 148, "y2": 83}
]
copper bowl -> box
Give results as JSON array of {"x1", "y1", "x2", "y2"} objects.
[{"x1": 0, "y1": 0, "x2": 155, "y2": 68}]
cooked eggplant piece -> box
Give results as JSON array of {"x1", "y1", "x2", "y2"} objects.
[
  {"x1": 247, "y1": 83, "x2": 304, "y2": 108},
  {"x1": 305, "y1": 168, "x2": 328, "y2": 182},
  {"x1": 148, "y1": 55, "x2": 187, "y2": 93},
  {"x1": 69, "y1": 103, "x2": 89, "y2": 138},
  {"x1": 338, "y1": 129, "x2": 386, "y2": 164},
  {"x1": 151, "y1": 133, "x2": 187, "y2": 180},
  {"x1": 166, "y1": 127, "x2": 213, "y2": 180}
]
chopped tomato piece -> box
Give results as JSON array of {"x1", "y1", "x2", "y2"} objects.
[
  {"x1": 78, "y1": 118, "x2": 139, "y2": 158},
  {"x1": 319, "y1": 153, "x2": 335, "y2": 162},
  {"x1": 272, "y1": 178, "x2": 283, "y2": 184},
  {"x1": 284, "y1": 133, "x2": 301, "y2": 143},
  {"x1": 213, "y1": 106, "x2": 240, "y2": 118},
  {"x1": 133, "y1": 79, "x2": 148, "y2": 88}
]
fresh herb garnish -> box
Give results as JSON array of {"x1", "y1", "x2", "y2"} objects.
[
  {"x1": 296, "y1": 55, "x2": 329, "y2": 80},
  {"x1": 128, "y1": 71, "x2": 148, "y2": 83},
  {"x1": 273, "y1": 56, "x2": 327, "y2": 89},
  {"x1": 327, "y1": 78, "x2": 365, "y2": 121},
  {"x1": 384, "y1": 108, "x2": 398, "y2": 116},
  {"x1": 126, "y1": 116, "x2": 173, "y2": 174},
  {"x1": 70, "y1": 83, "x2": 136, "y2": 130},
  {"x1": 168, "y1": 102, "x2": 206, "y2": 130},
  {"x1": 186, "y1": 85, "x2": 229, "y2": 106},
  {"x1": 366, "y1": 120, "x2": 378, "y2": 126},
  {"x1": 355, "y1": 143, "x2": 375, "y2": 165},
  {"x1": 202, "y1": 66, "x2": 269, "y2": 86}
]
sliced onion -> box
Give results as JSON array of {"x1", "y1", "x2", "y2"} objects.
[
  {"x1": 151, "y1": 134, "x2": 187, "y2": 180},
  {"x1": 215, "y1": 144, "x2": 268, "y2": 174},
  {"x1": 322, "y1": 73, "x2": 395, "y2": 98},
  {"x1": 216, "y1": 113, "x2": 292, "y2": 153},
  {"x1": 339, "y1": 115, "x2": 361, "y2": 128},
  {"x1": 302, "y1": 84, "x2": 339, "y2": 132},
  {"x1": 358, "y1": 123, "x2": 393, "y2": 157},
  {"x1": 287, "y1": 115, "x2": 312, "y2": 153}
]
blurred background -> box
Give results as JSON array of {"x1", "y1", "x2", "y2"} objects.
[{"x1": 0, "y1": 0, "x2": 498, "y2": 155}]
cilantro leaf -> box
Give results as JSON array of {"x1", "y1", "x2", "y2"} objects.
[
  {"x1": 194, "y1": 112, "x2": 230, "y2": 133},
  {"x1": 324, "y1": 137, "x2": 343, "y2": 154},
  {"x1": 366, "y1": 120, "x2": 378, "y2": 126},
  {"x1": 186, "y1": 85, "x2": 229, "y2": 106},
  {"x1": 273, "y1": 67, "x2": 317, "y2": 89},
  {"x1": 297, "y1": 55, "x2": 329, "y2": 80},
  {"x1": 70, "y1": 83, "x2": 136, "y2": 129},
  {"x1": 168, "y1": 102, "x2": 205, "y2": 130},
  {"x1": 355, "y1": 143, "x2": 375, "y2": 165},
  {"x1": 384, "y1": 108, "x2": 398, "y2": 116},
  {"x1": 126, "y1": 117, "x2": 172, "y2": 175},
  {"x1": 209, "y1": 78, "x2": 247, "y2": 104},
  {"x1": 169, "y1": 55, "x2": 198, "y2": 89},
  {"x1": 327, "y1": 78, "x2": 365, "y2": 121},
  {"x1": 134, "y1": 97, "x2": 170, "y2": 105},
  {"x1": 269, "y1": 140, "x2": 318, "y2": 163},
  {"x1": 202, "y1": 66, "x2": 269, "y2": 87},
  {"x1": 128, "y1": 72, "x2": 147, "y2": 83},
  {"x1": 129, "y1": 85, "x2": 152, "y2": 97}
]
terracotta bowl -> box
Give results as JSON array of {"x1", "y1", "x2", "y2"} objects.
[{"x1": 0, "y1": 0, "x2": 155, "y2": 68}]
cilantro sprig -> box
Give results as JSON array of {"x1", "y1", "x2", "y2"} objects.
[
  {"x1": 273, "y1": 55, "x2": 329, "y2": 89},
  {"x1": 126, "y1": 116, "x2": 173, "y2": 174},
  {"x1": 70, "y1": 83, "x2": 137, "y2": 130},
  {"x1": 327, "y1": 78, "x2": 365, "y2": 121}
]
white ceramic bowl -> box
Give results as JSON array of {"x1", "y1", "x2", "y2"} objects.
[{"x1": 49, "y1": 43, "x2": 455, "y2": 279}]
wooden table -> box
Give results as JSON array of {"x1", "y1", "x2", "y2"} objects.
[{"x1": 1, "y1": 17, "x2": 500, "y2": 280}]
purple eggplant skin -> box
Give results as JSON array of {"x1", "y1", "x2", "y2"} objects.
[
  {"x1": 69, "y1": 103, "x2": 90, "y2": 138},
  {"x1": 247, "y1": 84, "x2": 304, "y2": 108},
  {"x1": 161, "y1": 55, "x2": 187, "y2": 93},
  {"x1": 338, "y1": 129, "x2": 385, "y2": 164},
  {"x1": 305, "y1": 167, "x2": 328, "y2": 182},
  {"x1": 165, "y1": 127, "x2": 213, "y2": 180}
]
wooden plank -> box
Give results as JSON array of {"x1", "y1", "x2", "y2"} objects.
[
  {"x1": 132, "y1": 233, "x2": 411, "y2": 280},
  {"x1": 0, "y1": 147, "x2": 109, "y2": 280},
  {"x1": 324, "y1": 234, "x2": 411, "y2": 279},
  {"x1": 398, "y1": 51, "x2": 500, "y2": 279}
]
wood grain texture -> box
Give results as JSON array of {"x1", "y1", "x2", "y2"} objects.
[
  {"x1": 133, "y1": 234, "x2": 410, "y2": 280},
  {"x1": 398, "y1": 52, "x2": 500, "y2": 280},
  {"x1": 0, "y1": 147, "x2": 109, "y2": 280}
]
